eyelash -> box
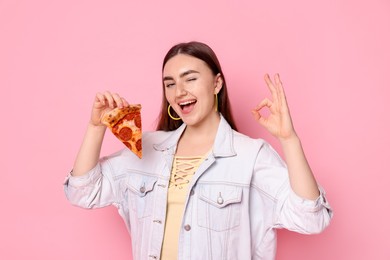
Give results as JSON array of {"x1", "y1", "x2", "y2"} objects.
[{"x1": 165, "y1": 78, "x2": 197, "y2": 88}]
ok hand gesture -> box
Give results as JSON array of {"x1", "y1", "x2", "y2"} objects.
[{"x1": 251, "y1": 74, "x2": 297, "y2": 141}]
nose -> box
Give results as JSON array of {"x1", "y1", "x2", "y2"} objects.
[{"x1": 175, "y1": 81, "x2": 187, "y2": 97}]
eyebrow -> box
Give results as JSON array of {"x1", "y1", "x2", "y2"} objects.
[{"x1": 163, "y1": 70, "x2": 200, "y2": 81}]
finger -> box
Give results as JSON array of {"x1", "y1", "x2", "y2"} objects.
[
  {"x1": 95, "y1": 92, "x2": 106, "y2": 107},
  {"x1": 254, "y1": 98, "x2": 273, "y2": 112},
  {"x1": 112, "y1": 93, "x2": 124, "y2": 108},
  {"x1": 274, "y1": 73, "x2": 282, "y2": 85},
  {"x1": 103, "y1": 91, "x2": 115, "y2": 108},
  {"x1": 274, "y1": 73, "x2": 283, "y2": 105},
  {"x1": 121, "y1": 97, "x2": 129, "y2": 107},
  {"x1": 251, "y1": 110, "x2": 260, "y2": 122},
  {"x1": 264, "y1": 74, "x2": 278, "y2": 101},
  {"x1": 251, "y1": 110, "x2": 267, "y2": 127},
  {"x1": 274, "y1": 74, "x2": 289, "y2": 109}
]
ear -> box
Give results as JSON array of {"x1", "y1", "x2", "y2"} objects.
[{"x1": 214, "y1": 73, "x2": 223, "y2": 95}]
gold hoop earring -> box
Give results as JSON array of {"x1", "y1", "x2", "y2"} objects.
[
  {"x1": 168, "y1": 104, "x2": 181, "y2": 120},
  {"x1": 215, "y1": 94, "x2": 218, "y2": 112}
]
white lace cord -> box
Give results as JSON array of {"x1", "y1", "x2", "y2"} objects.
[{"x1": 169, "y1": 156, "x2": 203, "y2": 188}]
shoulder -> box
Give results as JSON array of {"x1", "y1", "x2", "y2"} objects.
[
  {"x1": 232, "y1": 130, "x2": 266, "y2": 147},
  {"x1": 143, "y1": 130, "x2": 173, "y2": 144},
  {"x1": 232, "y1": 130, "x2": 285, "y2": 167},
  {"x1": 231, "y1": 130, "x2": 268, "y2": 157}
]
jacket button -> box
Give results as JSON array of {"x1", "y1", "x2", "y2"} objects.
[
  {"x1": 217, "y1": 192, "x2": 224, "y2": 204},
  {"x1": 140, "y1": 186, "x2": 146, "y2": 193},
  {"x1": 184, "y1": 224, "x2": 191, "y2": 231}
]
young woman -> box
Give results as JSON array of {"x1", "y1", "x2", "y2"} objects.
[{"x1": 64, "y1": 41, "x2": 332, "y2": 260}]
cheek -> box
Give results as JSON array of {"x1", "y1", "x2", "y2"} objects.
[{"x1": 164, "y1": 88, "x2": 175, "y2": 102}]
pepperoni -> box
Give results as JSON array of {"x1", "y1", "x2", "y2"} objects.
[
  {"x1": 134, "y1": 114, "x2": 141, "y2": 128},
  {"x1": 112, "y1": 125, "x2": 119, "y2": 133},
  {"x1": 125, "y1": 142, "x2": 132, "y2": 150},
  {"x1": 124, "y1": 113, "x2": 135, "y2": 121},
  {"x1": 118, "y1": 127, "x2": 132, "y2": 141},
  {"x1": 136, "y1": 139, "x2": 142, "y2": 151}
]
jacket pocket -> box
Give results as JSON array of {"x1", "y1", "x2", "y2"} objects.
[
  {"x1": 197, "y1": 184, "x2": 243, "y2": 231},
  {"x1": 125, "y1": 172, "x2": 158, "y2": 219}
]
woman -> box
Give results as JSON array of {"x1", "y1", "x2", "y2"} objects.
[{"x1": 64, "y1": 41, "x2": 332, "y2": 260}]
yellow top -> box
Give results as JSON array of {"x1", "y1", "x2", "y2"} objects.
[{"x1": 160, "y1": 154, "x2": 206, "y2": 259}]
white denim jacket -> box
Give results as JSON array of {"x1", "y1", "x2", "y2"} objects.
[{"x1": 64, "y1": 116, "x2": 332, "y2": 260}]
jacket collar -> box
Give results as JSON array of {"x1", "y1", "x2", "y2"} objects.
[{"x1": 153, "y1": 115, "x2": 236, "y2": 158}]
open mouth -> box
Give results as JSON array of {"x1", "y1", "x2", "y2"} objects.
[{"x1": 179, "y1": 100, "x2": 197, "y2": 112}]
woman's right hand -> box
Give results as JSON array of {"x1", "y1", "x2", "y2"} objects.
[
  {"x1": 90, "y1": 91, "x2": 129, "y2": 126},
  {"x1": 72, "y1": 91, "x2": 129, "y2": 176}
]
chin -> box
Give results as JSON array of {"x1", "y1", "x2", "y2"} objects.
[
  {"x1": 181, "y1": 118, "x2": 197, "y2": 126},
  {"x1": 181, "y1": 115, "x2": 201, "y2": 126}
]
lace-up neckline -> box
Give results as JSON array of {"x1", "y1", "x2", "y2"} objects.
[{"x1": 169, "y1": 155, "x2": 205, "y2": 188}]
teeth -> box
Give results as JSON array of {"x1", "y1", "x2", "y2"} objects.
[{"x1": 179, "y1": 100, "x2": 196, "y2": 106}]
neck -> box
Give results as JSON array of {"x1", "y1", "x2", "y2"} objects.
[
  {"x1": 184, "y1": 113, "x2": 220, "y2": 140},
  {"x1": 175, "y1": 113, "x2": 221, "y2": 156}
]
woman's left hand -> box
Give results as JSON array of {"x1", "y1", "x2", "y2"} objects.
[{"x1": 251, "y1": 74, "x2": 297, "y2": 141}]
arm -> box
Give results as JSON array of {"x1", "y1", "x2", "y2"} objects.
[
  {"x1": 251, "y1": 74, "x2": 319, "y2": 200},
  {"x1": 72, "y1": 91, "x2": 129, "y2": 176},
  {"x1": 279, "y1": 135, "x2": 319, "y2": 200}
]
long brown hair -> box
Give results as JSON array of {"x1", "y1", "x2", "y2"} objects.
[{"x1": 156, "y1": 41, "x2": 237, "y2": 131}]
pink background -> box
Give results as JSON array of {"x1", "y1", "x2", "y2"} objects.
[{"x1": 1, "y1": 0, "x2": 389, "y2": 259}]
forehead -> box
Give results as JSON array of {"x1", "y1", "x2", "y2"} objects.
[{"x1": 163, "y1": 54, "x2": 210, "y2": 76}]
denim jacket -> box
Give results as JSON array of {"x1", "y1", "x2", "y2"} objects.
[{"x1": 64, "y1": 116, "x2": 332, "y2": 260}]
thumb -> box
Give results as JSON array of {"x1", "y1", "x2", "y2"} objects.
[
  {"x1": 251, "y1": 110, "x2": 267, "y2": 127},
  {"x1": 251, "y1": 110, "x2": 260, "y2": 120}
]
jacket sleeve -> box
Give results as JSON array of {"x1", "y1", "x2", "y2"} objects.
[
  {"x1": 63, "y1": 157, "x2": 118, "y2": 209},
  {"x1": 252, "y1": 141, "x2": 333, "y2": 234},
  {"x1": 274, "y1": 183, "x2": 332, "y2": 234}
]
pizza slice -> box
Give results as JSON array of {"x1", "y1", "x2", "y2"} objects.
[{"x1": 101, "y1": 104, "x2": 142, "y2": 158}]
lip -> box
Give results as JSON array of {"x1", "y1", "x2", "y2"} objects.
[
  {"x1": 177, "y1": 99, "x2": 196, "y2": 107},
  {"x1": 176, "y1": 98, "x2": 197, "y2": 114},
  {"x1": 177, "y1": 99, "x2": 197, "y2": 105}
]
